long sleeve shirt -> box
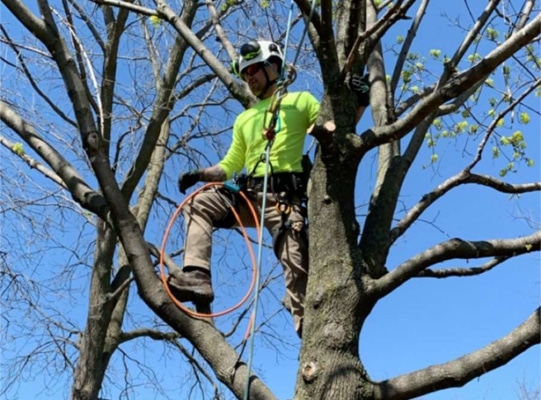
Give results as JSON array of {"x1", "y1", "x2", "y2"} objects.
[{"x1": 219, "y1": 91, "x2": 320, "y2": 179}]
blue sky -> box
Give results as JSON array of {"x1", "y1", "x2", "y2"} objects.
[{"x1": 2, "y1": 1, "x2": 540, "y2": 400}]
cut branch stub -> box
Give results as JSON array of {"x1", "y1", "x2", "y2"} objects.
[{"x1": 301, "y1": 361, "x2": 320, "y2": 383}]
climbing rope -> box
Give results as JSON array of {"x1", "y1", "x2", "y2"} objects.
[
  {"x1": 263, "y1": 65, "x2": 297, "y2": 141},
  {"x1": 243, "y1": 1, "x2": 318, "y2": 399}
]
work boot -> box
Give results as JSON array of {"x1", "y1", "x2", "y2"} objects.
[{"x1": 167, "y1": 269, "x2": 214, "y2": 304}]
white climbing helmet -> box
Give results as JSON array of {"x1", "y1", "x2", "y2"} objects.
[{"x1": 232, "y1": 40, "x2": 284, "y2": 77}]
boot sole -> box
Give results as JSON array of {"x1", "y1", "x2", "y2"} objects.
[{"x1": 167, "y1": 281, "x2": 214, "y2": 304}]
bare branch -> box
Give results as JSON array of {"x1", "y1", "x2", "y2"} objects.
[
  {"x1": 0, "y1": 101, "x2": 108, "y2": 216},
  {"x1": 390, "y1": 170, "x2": 541, "y2": 243},
  {"x1": 0, "y1": 25, "x2": 77, "y2": 127},
  {"x1": 416, "y1": 256, "x2": 509, "y2": 278},
  {"x1": 375, "y1": 230, "x2": 541, "y2": 297},
  {"x1": 90, "y1": 0, "x2": 157, "y2": 17},
  {"x1": 170, "y1": 338, "x2": 222, "y2": 398},
  {"x1": 119, "y1": 328, "x2": 181, "y2": 343},
  {"x1": 374, "y1": 307, "x2": 540, "y2": 400},
  {"x1": 466, "y1": 173, "x2": 541, "y2": 193},
  {"x1": 91, "y1": 0, "x2": 253, "y2": 106},
  {"x1": 0, "y1": 135, "x2": 66, "y2": 189},
  {"x1": 65, "y1": 0, "x2": 105, "y2": 51},
  {"x1": 204, "y1": 0, "x2": 237, "y2": 63}
]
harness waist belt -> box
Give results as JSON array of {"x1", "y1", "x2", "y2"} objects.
[{"x1": 246, "y1": 172, "x2": 305, "y2": 193}]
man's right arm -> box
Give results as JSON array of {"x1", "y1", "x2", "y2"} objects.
[
  {"x1": 178, "y1": 165, "x2": 227, "y2": 194},
  {"x1": 178, "y1": 116, "x2": 245, "y2": 194},
  {"x1": 199, "y1": 165, "x2": 227, "y2": 182}
]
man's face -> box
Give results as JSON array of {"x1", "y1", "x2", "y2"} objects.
[{"x1": 242, "y1": 62, "x2": 277, "y2": 98}]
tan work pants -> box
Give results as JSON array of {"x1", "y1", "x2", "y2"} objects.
[{"x1": 183, "y1": 187, "x2": 308, "y2": 333}]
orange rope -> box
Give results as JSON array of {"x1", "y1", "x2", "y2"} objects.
[{"x1": 159, "y1": 182, "x2": 261, "y2": 318}]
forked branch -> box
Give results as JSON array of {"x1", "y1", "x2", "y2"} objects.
[
  {"x1": 416, "y1": 256, "x2": 509, "y2": 278},
  {"x1": 390, "y1": 170, "x2": 541, "y2": 244},
  {"x1": 375, "y1": 230, "x2": 541, "y2": 297}
]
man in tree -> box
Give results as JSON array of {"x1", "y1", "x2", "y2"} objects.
[{"x1": 171, "y1": 39, "x2": 370, "y2": 337}]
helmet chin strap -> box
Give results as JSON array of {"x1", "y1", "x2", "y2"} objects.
[{"x1": 256, "y1": 63, "x2": 279, "y2": 99}]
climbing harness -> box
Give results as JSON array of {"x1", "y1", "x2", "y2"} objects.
[{"x1": 160, "y1": 1, "x2": 319, "y2": 398}]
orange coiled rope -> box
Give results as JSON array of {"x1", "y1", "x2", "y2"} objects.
[{"x1": 159, "y1": 182, "x2": 261, "y2": 318}]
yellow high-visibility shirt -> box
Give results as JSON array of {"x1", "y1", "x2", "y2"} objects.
[{"x1": 219, "y1": 91, "x2": 320, "y2": 179}]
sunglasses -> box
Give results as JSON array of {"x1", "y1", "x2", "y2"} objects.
[{"x1": 241, "y1": 63, "x2": 263, "y2": 78}]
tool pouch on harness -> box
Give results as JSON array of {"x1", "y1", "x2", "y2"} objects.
[{"x1": 271, "y1": 195, "x2": 308, "y2": 259}]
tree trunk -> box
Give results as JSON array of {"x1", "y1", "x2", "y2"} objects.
[
  {"x1": 71, "y1": 222, "x2": 117, "y2": 400},
  {"x1": 298, "y1": 97, "x2": 377, "y2": 398}
]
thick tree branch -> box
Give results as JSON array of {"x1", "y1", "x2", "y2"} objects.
[
  {"x1": 98, "y1": 2, "x2": 131, "y2": 144},
  {"x1": 119, "y1": 328, "x2": 181, "y2": 343},
  {"x1": 204, "y1": 0, "x2": 237, "y2": 63},
  {"x1": 120, "y1": 1, "x2": 198, "y2": 199},
  {"x1": 343, "y1": 0, "x2": 417, "y2": 78},
  {"x1": 2, "y1": 0, "x2": 48, "y2": 38},
  {"x1": 516, "y1": 0, "x2": 536, "y2": 30},
  {"x1": 339, "y1": 0, "x2": 363, "y2": 58},
  {"x1": 320, "y1": 0, "x2": 336, "y2": 63},
  {"x1": 375, "y1": 230, "x2": 541, "y2": 297},
  {"x1": 356, "y1": 2, "x2": 408, "y2": 276},
  {"x1": 466, "y1": 173, "x2": 541, "y2": 192},
  {"x1": 374, "y1": 307, "x2": 540, "y2": 400},
  {"x1": 308, "y1": 120, "x2": 336, "y2": 149},
  {"x1": 294, "y1": 0, "x2": 323, "y2": 35}
]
